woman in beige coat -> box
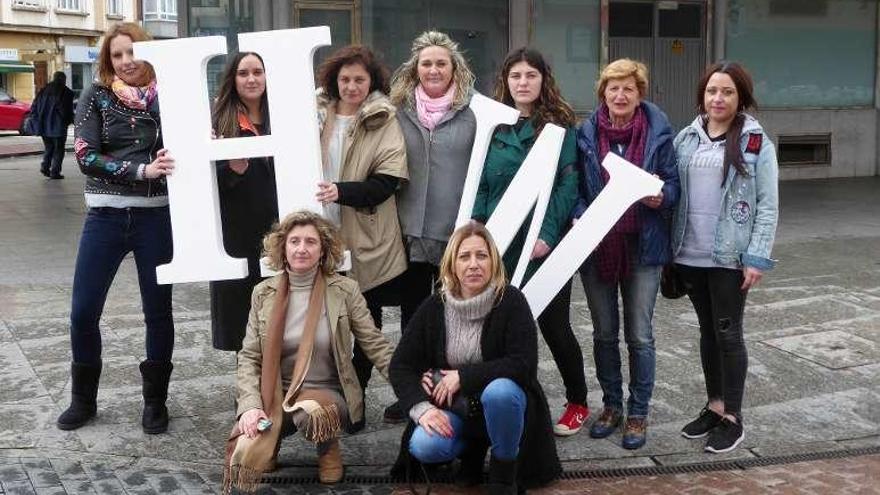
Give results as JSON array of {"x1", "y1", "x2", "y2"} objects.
[
  {"x1": 313, "y1": 45, "x2": 407, "y2": 424},
  {"x1": 224, "y1": 211, "x2": 395, "y2": 491}
]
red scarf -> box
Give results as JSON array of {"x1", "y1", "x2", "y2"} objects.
[{"x1": 595, "y1": 103, "x2": 648, "y2": 284}]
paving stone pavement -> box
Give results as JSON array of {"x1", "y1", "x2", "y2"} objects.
[{"x1": 1, "y1": 154, "x2": 878, "y2": 494}]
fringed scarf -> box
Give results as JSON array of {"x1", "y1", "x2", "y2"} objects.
[
  {"x1": 595, "y1": 102, "x2": 648, "y2": 284},
  {"x1": 110, "y1": 76, "x2": 157, "y2": 111},
  {"x1": 223, "y1": 270, "x2": 342, "y2": 494}
]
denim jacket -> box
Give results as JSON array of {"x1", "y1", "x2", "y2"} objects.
[
  {"x1": 574, "y1": 100, "x2": 680, "y2": 266},
  {"x1": 671, "y1": 114, "x2": 779, "y2": 271}
]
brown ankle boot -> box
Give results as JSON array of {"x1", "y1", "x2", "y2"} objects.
[{"x1": 317, "y1": 439, "x2": 343, "y2": 484}]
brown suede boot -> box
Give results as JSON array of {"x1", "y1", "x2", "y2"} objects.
[{"x1": 317, "y1": 439, "x2": 343, "y2": 484}]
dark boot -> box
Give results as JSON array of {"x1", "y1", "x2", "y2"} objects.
[
  {"x1": 57, "y1": 362, "x2": 102, "y2": 430},
  {"x1": 487, "y1": 456, "x2": 517, "y2": 495},
  {"x1": 455, "y1": 446, "x2": 486, "y2": 486},
  {"x1": 139, "y1": 360, "x2": 173, "y2": 434}
]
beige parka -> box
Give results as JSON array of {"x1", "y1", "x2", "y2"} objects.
[{"x1": 317, "y1": 90, "x2": 409, "y2": 292}]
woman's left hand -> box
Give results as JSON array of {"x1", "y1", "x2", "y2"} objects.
[
  {"x1": 431, "y1": 369, "x2": 461, "y2": 408},
  {"x1": 316, "y1": 181, "x2": 339, "y2": 204},
  {"x1": 530, "y1": 239, "x2": 551, "y2": 259},
  {"x1": 741, "y1": 267, "x2": 764, "y2": 291},
  {"x1": 640, "y1": 190, "x2": 664, "y2": 209}
]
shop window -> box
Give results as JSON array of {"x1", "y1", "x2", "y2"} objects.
[
  {"x1": 727, "y1": 0, "x2": 875, "y2": 107},
  {"x1": 144, "y1": 0, "x2": 178, "y2": 20},
  {"x1": 294, "y1": 3, "x2": 357, "y2": 70},
  {"x1": 659, "y1": 3, "x2": 701, "y2": 38},
  {"x1": 777, "y1": 134, "x2": 831, "y2": 166},
  {"x1": 191, "y1": 0, "x2": 220, "y2": 5},
  {"x1": 532, "y1": 0, "x2": 601, "y2": 111},
  {"x1": 610, "y1": 2, "x2": 653, "y2": 38}
]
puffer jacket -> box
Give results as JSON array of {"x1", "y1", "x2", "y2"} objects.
[
  {"x1": 671, "y1": 114, "x2": 779, "y2": 271},
  {"x1": 74, "y1": 83, "x2": 166, "y2": 199}
]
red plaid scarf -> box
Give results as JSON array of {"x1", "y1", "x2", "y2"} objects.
[{"x1": 595, "y1": 103, "x2": 648, "y2": 284}]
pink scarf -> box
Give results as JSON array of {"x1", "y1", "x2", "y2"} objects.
[
  {"x1": 111, "y1": 76, "x2": 157, "y2": 110},
  {"x1": 414, "y1": 84, "x2": 455, "y2": 130}
]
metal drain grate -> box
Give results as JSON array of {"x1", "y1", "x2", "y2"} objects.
[{"x1": 263, "y1": 445, "x2": 880, "y2": 486}]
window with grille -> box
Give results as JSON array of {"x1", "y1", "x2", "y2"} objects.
[
  {"x1": 144, "y1": 0, "x2": 178, "y2": 20},
  {"x1": 107, "y1": 0, "x2": 122, "y2": 16}
]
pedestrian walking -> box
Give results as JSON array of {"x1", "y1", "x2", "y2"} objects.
[{"x1": 31, "y1": 71, "x2": 74, "y2": 179}]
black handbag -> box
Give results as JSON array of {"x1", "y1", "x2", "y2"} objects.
[
  {"x1": 660, "y1": 263, "x2": 687, "y2": 299},
  {"x1": 430, "y1": 369, "x2": 481, "y2": 418}
]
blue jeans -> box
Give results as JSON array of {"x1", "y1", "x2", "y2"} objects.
[
  {"x1": 409, "y1": 378, "x2": 526, "y2": 462},
  {"x1": 70, "y1": 206, "x2": 174, "y2": 365},
  {"x1": 580, "y1": 257, "x2": 660, "y2": 418}
]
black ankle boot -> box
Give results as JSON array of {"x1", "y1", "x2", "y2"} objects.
[
  {"x1": 57, "y1": 362, "x2": 102, "y2": 430},
  {"x1": 139, "y1": 360, "x2": 173, "y2": 434},
  {"x1": 456, "y1": 445, "x2": 486, "y2": 486},
  {"x1": 487, "y1": 455, "x2": 518, "y2": 495}
]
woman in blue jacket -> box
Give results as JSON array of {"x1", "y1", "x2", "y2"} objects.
[
  {"x1": 573, "y1": 58, "x2": 679, "y2": 450},
  {"x1": 673, "y1": 62, "x2": 778, "y2": 454},
  {"x1": 471, "y1": 47, "x2": 589, "y2": 437}
]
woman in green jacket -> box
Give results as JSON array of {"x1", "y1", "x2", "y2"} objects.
[{"x1": 471, "y1": 47, "x2": 589, "y2": 437}]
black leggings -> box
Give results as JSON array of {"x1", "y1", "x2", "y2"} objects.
[
  {"x1": 352, "y1": 274, "x2": 404, "y2": 391},
  {"x1": 677, "y1": 264, "x2": 748, "y2": 414},
  {"x1": 537, "y1": 278, "x2": 588, "y2": 406}
]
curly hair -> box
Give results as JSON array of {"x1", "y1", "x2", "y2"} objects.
[
  {"x1": 595, "y1": 58, "x2": 649, "y2": 102},
  {"x1": 493, "y1": 47, "x2": 576, "y2": 132},
  {"x1": 389, "y1": 31, "x2": 475, "y2": 110},
  {"x1": 96, "y1": 22, "x2": 155, "y2": 88},
  {"x1": 439, "y1": 221, "x2": 506, "y2": 301},
  {"x1": 262, "y1": 211, "x2": 344, "y2": 276},
  {"x1": 317, "y1": 45, "x2": 390, "y2": 100},
  {"x1": 212, "y1": 52, "x2": 270, "y2": 139}
]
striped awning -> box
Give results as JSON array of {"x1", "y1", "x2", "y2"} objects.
[{"x1": 0, "y1": 61, "x2": 35, "y2": 73}]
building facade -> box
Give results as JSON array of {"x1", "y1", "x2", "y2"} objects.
[
  {"x1": 179, "y1": 0, "x2": 880, "y2": 179},
  {"x1": 0, "y1": 0, "x2": 140, "y2": 101}
]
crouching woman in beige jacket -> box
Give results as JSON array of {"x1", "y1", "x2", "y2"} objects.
[{"x1": 223, "y1": 210, "x2": 396, "y2": 492}]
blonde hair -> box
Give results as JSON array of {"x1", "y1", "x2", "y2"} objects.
[
  {"x1": 262, "y1": 211, "x2": 344, "y2": 276},
  {"x1": 96, "y1": 22, "x2": 155, "y2": 87},
  {"x1": 596, "y1": 58, "x2": 649, "y2": 102},
  {"x1": 389, "y1": 31, "x2": 475, "y2": 110},
  {"x1": 439, "y1": 222, "x2": 506, "y2": 300}
]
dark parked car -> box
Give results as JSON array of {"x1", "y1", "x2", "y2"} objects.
[{"x1": 0, "y1": 88, "x2": 32, "y2": 134}]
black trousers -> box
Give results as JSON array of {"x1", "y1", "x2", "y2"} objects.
[
  {"x1": 399, "y1": 261, "x2": 440, "y2": 331},
  {"x1": 41, "y1": 135, "x2": 67, "y2": 176},
  {"x1": 676, "y1": 264, "x2": 748, "y2": 414},
  {"x1": 537, "y1": 278, "x2": 589, "y2": 406},
  {"x1": 352, "y1": 274, "x2": 404, "y2": 391}
]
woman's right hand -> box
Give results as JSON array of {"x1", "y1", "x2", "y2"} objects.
[
  {"x1": 238, "y1": 408, "x2": 269, "y2": 439},
  {"x1": 418, "y1": 407, "x2": 454, "y2": 438},
  {"x1": 420, "y1": 370, "x2": 434, "y2": 395},
  {"x1": 144, "y1": 148, "x2": 175, "y2": 179}
]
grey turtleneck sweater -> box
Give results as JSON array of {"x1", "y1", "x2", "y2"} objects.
[
  {"x1": 409, "y1": 286, "x2": 496, "y2": 422},
  {"x1": 280, "y1": 267, "x2": 340, "y2": 392}
]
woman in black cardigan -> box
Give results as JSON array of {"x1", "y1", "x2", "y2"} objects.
[{"x1": 389, "y1": 222, "x2": 561, "y2": 494}]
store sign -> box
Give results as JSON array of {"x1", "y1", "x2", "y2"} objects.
[
  {"x1": 65, "y1": 46, "x2": 99, "y2": 64},
  {"x1": 135, "y1": 27, "x2": 661, "y2": 315},
  {"x1": 0, "y1": 48, "x2": 19, "y2": 61}
]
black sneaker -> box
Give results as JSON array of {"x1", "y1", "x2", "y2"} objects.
[
  {"x1": 705, "y1": 416, "x2": 744, "y2": 453},
  {"x1": 383, "y1": 401, "x2": 407, "y2": 424},
  {"x1": 681, "y1": 407, "x2": 722, "y2": 439}
]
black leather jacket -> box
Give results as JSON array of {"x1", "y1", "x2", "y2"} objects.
[{"x1": 73, "y1": 84, "x2": 166, "y2": 199}]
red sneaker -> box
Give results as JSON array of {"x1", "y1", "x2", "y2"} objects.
[{"x1": 553, "y1": 403, "x2": 590, "y2": 437}]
